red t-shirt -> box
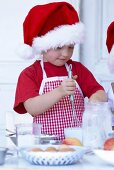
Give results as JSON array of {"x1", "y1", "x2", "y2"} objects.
[{"x1": 14, "y1": 59, "x2": 104, "y2": 114}]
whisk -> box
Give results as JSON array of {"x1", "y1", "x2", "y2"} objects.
[{"x1": 68, "y1": 64, "x2": 81, "y2": 127}]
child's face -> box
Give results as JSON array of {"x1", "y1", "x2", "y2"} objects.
[{"x1": 42, "y1": 45, "x2": 74, "y2": 66}]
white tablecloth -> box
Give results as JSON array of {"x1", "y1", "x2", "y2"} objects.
[{"x1": 2, "y1": 151, "x2": 114, "y2": 170}]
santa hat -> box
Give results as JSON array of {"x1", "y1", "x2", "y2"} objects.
[
  {"x1": 20, "y1": 1, "x2": 85, "y2": 59},
  {"x1": 106, "y1": 21, "x2": 114, "y2": 73}
]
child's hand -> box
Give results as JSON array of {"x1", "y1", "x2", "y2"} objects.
[
  {"x1": 59, "y1": 75, "x2": 78, "y2": 97},
  {"x1": 72, "y1": 75, "x2": 78, "y2": 81}
]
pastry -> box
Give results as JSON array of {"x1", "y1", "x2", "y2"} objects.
[{"x1": 30, "y1": 147, "x2": 43, "y2": 152}]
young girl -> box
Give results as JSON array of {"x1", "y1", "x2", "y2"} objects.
[
  {"x1": 106, "y1": 21, "x2": 114, "y2": 112},
  {"x1": 106, "y1": 21, "x2": 114, "y2": 73},
  {"x1": 14, "y1": 1, "x2": 107, "y2": 140}
]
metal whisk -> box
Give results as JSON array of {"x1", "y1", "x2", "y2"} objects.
[{"x1": 68, "y1": 64, "x2": 80, "y2": 127}]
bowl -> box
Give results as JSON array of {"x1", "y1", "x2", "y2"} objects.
[
  {"x1": 0, "y1": 148, "x2": 8, "y2": 165},
  {"x1": 93, "y1": 149, "x2": 114, "y2": 165},
  {"x1": 19, "y1": 145, "x2": 87, "y2": 165},
  {"x1": 10, "y1": 136, "x2": 17, "y2": 145}
]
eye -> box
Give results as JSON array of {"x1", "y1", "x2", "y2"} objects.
[
  {"x1": 57, "y1": 47, "x2": 62, "y2": 50},
  {"x1": 69, "y1": 45, "x2": 74, "y2": 49}
]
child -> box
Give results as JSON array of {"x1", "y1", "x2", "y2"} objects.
[
  {"x1": 14, "y1": 2, "x2": 107, "y2": 140},
  {"x1": 106, "y1": 21, "x2": 114, "y2": 112},
  {"x1": 106, "y1": 21, "x2": 114, "y2": 73}
]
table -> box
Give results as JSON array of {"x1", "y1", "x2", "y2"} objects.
[{"x1": 0, "y1": 151, "x2": 114, "y2": 170}]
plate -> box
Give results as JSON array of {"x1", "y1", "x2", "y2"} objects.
[
  {"x1": 40, "y1": 134, "x2": 57, "y2": 140},
  {"x1": 19, "y1": 145, "x2": 87, "y2": 166},
  {"x1": 93, "y1": 149, "x2": 114, "y2": 165}
]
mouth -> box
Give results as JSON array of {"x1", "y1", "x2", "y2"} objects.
[{"x1": 58, "y1": 58, "x2": 66, "y2": 61}]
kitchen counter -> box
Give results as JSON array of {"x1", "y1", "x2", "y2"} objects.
[{"x1": 0, "y1": 151, "x2": 114, "y2": 170}]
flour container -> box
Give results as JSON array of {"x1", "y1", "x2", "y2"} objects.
[{"x1": 82, "y1": 102, "x2": 112, "y2": 149}]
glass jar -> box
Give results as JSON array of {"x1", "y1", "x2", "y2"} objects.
[{"x1": 82, "y1": 102, "x2": 112, "y2": 149}]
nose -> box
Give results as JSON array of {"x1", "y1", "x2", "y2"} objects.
[{"x1": 61, "y1": 46, "x2": 69, "y2": 57}]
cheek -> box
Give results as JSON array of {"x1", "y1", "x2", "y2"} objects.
[
  {"x1": 66, "y1": 50, "x2": 73, "y2": 58},
  {"x1": 49, "y1": 51, "x2": 60, "y2": 58},
  {"x1": 70, "y1": 49, "x2": 74, "y2": 54},
  {"x1": 69, "y1": 50, "x2": 74, "y2": 57}
]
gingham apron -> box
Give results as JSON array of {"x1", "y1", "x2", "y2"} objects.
[{"x1": 33, "y1": 60, "x2": 84, "y2": 140}]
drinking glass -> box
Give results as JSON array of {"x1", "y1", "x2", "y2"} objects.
[
  {"x1": 64, "y1": 127, "x2": 82, "y2": 142},
  {"x1": 16, "y1": 123, "x2": 42, "y2": 148},
  {"x1": 82, "y1": 102, "x2": 112, "y2": 149}
]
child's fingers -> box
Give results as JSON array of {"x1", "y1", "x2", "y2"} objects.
[{"x1": 72, "y1": 75, "x2": 78, "y2": 80}]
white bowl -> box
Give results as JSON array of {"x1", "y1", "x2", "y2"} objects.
[
  {"x1": 19, "y1": 145, "x2": 87, "y2": 165},
  {"x1": 0, "y1": 148, "x2": 8, "y2": 165},
  {"x1": 93, "y1": 149, "x2": 114, "y2": 165}
]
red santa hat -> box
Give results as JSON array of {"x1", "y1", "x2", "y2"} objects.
[
  {"x1": 106, "y1": 21, "x2": 114, "y2": 73},
  {"x1": 20, "y1": 1, "x2": 85, "y2": 59}
]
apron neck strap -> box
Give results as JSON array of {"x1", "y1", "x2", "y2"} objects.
[
  {"x1": 40, "y1": 59, "x2": 47, "y2": 79},
  {"x1": 40, "y1": 59, "x2": 71, "y2": 79}
]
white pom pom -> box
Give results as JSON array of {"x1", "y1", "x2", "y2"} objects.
[
  {"x1": 108, "y1": 45, "x2": 114, "y2": 73},
  {"x1": 16, "y1": 44, "x2": 35, "y2": 60}
]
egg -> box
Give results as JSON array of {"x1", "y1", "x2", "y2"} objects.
[
  {"x1": 30, "y1": 147, "x2": 43, "y2": 152},
  {"x1": 45, "y1": 147, "x2": 58, "y2": 152}
]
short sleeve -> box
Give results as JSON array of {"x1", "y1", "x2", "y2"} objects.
[
  {"x1": 76, "y1": 62, "x2": 104, "y2": 98},
  {"x1": 13, "y1": 67, "x2": 40, "y2": 114}
]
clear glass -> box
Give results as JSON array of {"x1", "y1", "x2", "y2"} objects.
[
  {"x1": 64, "y1": 127, "x2": 82, "y2": 142},
  {"x1": 82, "y1": 102, "x2": 112, "y2": 149},
  {"x1": 16, "y1": 123, "x2": 42, "y2": 148}
]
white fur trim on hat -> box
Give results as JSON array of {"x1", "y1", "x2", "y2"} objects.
[
  {"x1": 16, "y1": 44, "x2": 35, "y2": 60},
  {"x1": 32, "y1": 22, "x2": 85, "y2": 55},
  {"x1": 108, "y1": 44, "x2": 114, "y2": 73}
]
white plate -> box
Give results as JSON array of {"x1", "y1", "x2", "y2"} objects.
[
  {"x1": 93, "y1": 149, "x2": 114, "y2": 165},
  {"x1": 19, "y1": 145, "x2": 87, "y2": 166},
  {"x1": 40, "y1": 134, "x2": 57, "y2": 140}
]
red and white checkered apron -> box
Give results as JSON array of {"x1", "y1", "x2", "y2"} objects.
[{"x1": 33, "y1": 60, "x2": 84, "y2": 140}]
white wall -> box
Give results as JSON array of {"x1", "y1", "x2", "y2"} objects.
[
  {"x1": 80, "y1": 0, "x2": 114, "y2": 91},
  {"x1": 0, "y1": 0, "x2": 42, "y2": 126}
]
